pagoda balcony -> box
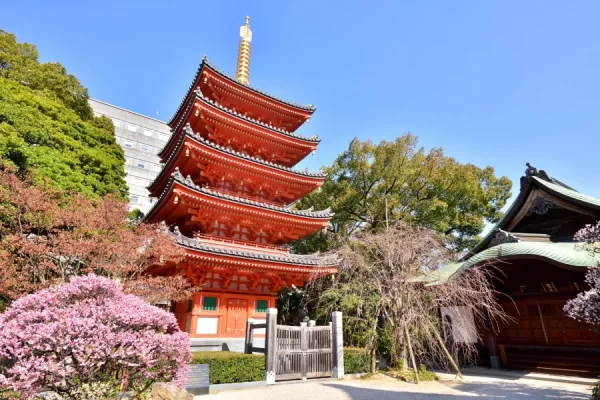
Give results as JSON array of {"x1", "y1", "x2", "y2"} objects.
[
  {"x1": 192, "y1": 233, "x2": 289, "y2": 255},
  {"x1": 210, "y1": 187, "x2": 286, "y2": 208}
]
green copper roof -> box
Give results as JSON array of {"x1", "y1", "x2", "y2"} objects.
[
  {"x1": 532, "y1": 176, "x2": 600, "y2": 208},
  {"x1": 426, "y1": 241, "x2": 597, "y2": 285}
]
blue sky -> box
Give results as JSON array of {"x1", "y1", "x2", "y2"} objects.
[{"x1": 3, "y1": 1, "x2": 600, "y2": 210}]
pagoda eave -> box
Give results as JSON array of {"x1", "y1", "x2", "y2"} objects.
[
  {"x1": 148, "y1": 126, "x2": 324, "y2": 201},
  {"x1": 145, "y1": 177, "x2": 332, "y2": 244}
]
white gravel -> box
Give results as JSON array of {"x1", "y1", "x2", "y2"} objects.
[{"x1": 198, "y1": 373, "x2": 592, "y2": 400}]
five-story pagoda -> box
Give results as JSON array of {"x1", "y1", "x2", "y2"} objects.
[{"x1": 145, "y1": 17, "x2": 336, "y2": 344}]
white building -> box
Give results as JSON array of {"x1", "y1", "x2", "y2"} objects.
[{"x1": 89, "y1": 99, "x2": 172, "y2": 214}]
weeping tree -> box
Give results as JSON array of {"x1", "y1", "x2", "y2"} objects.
[{"x1": 306, "y1": 222, "x2": 508, "y2": 381}]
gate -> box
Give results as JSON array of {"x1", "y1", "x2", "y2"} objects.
[
  {"x1": 257, "y1": 309, "x2": 344, "y2": 384},
  {"x1": 274, "y1": 324, "x2": 332, "y2": 380}
]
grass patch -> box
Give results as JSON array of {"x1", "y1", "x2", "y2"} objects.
[{"x1": 384, "y1": 365, "x2": 438, "y2": 383}]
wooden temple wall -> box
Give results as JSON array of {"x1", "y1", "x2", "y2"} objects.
[{"x1": 174, "y1": 291, "x2": 276, "y2": 339}]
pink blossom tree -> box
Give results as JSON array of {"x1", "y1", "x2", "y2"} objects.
[
  {"x1": 564, "y1": 221, "x2": 600, "y2": 327},
  {"x1": 0, "y1": 274, "x2": 191, "y2": 399}
]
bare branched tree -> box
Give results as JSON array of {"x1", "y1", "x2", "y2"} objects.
[{"x1": 306, "y1": 222, "x2": 509, "y2": 381}]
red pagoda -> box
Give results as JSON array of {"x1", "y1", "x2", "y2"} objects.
[{"x1": 145, "y1": 17, "x2": 336, "y2": 344}]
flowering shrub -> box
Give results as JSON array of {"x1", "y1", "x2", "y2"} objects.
[
  {"x1": 564, "y1": 221, "x2": 600, "y2": 327},
  {"x1": 0, "y1": 274, "x2": 191, "y2": 399}
]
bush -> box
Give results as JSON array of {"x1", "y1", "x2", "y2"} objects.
[
  {"x1": 191, "y1": 352, "x2": 265, "y2": 384},
  {"x1": 344, "y1": 348, "x2": 371, "y2": 374},
  {"x1": 0, "y1": 274, "x2": 191, "y2": 399}
]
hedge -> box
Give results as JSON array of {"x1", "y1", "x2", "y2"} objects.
[
  {"x1": 344, "y1": 347, "x2": 371, "y2": 374},
  {"x1": 191, "y1": 352, "x2": 265, "y2": 384}
]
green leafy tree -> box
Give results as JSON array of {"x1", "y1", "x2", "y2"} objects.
[
  {"x1": 0, "y1": 30, "x2": 127, "y2": 198},
  {"x1": 295, "y1": 135, "x2": 512, "y2": 252}
]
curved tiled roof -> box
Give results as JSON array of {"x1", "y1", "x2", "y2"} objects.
[
  {"x1": 532, "y1": 176, "x2": 600, "y2": 208},
  {"x1": 176, "y1": 231, "x2": 337, "y2": 267},
  {"x1": 194, "y1": 90, "x2": 320, "y2": 142},
  {"x1": 183, "y1": 124, "x2": 323, "y2": 176},
  {"x1": 465, "y1": 165, "x2": 600, "y2": 259},
  {"x1": 427, "y1": 241, "x2": 596, "y2": 285},
  {"x1": 149, "y1": 124, "x2": 325, "y2": 194},
  {"x1": 168, "y1": 168, "x2": 333, "y2": 218},
  {"x1": 168, "y1": 58, "x2": 315, "y2": 126}
]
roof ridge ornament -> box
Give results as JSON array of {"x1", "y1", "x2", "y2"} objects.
[
  {"x1": 489, "y1": 228, "x2": 520, "y2": 247},
  {"x1": 521, "y1": 162, "x2": 552, "y2": 188}
]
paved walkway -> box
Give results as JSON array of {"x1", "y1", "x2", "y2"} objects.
[{"x1": 199, "y1": 373, "x2": 593, "y2": 399}]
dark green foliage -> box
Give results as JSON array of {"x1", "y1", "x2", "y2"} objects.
[
  {"x1": 0, "y1": 30, "x2": 127, "y2": 198},
  {"x1": 294, "y1": 136, "x2": 512, "y2": 253},
  {"x1": 344, "y1": 348, "x2": 371, "y2": 374},
  {"x1": 191, "y1": 352, "x2": 265, "y2": 384}
]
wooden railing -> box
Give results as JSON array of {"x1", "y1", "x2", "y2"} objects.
[
  {"x1": 194, "y1": 233, "x2": 289, "y2": 253},
  {"x1": 210, "y1": 187, "x2": 287, "y2": 208}
]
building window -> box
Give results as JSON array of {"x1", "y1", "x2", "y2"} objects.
[
  {"x1": 124, "y1": 140, "x2": 134, "y2": 148},
  {"x1": 203, "y1": 297, "x2": 217, "y2": 311},
  {"x1": 256, "y1": 300, "x2": 268, "y2": 313},
  {"x1": 127, "y1": 123, "x2": 138, "y2": 132},
  {"x1": 130, "y1": 195, "x2": 139, "y2": 204},
  {"x1": 136, "y1": 160, "x2": 146, "y2": 169},
  {"x1": 158, "y1": 133, "x2": 170, "y2": 141},
  {"x1": 187, "y1": 300, "x2": 193, "y2": 312},
  {"x1": 112, "y1": 118, "x2": 121, "y2": 127},
  {"x1": 140, "y1": 144, "x2": 150, "y2": 152},
  {"x1": 143, "y1": 129, "x2": 153, "y2": 137}
]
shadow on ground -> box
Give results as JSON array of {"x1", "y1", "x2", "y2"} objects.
[{"x1": 325, "y1": 381, "x2": 590, "y2": 400}]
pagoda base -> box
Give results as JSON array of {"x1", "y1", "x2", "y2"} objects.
[{"x1": 173, "y1": 291, "x2": 277, "y2": 340}]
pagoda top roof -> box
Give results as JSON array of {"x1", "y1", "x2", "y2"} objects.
[
  {"x1": 146, "y1": 168, "x2": 333, "y2": 220},
  {"x1": 168, "y1": 58, "x2": 316, "y2": 126},
  {"x1": 175, "y1": 229, "x2": 337, "y2": 267}
]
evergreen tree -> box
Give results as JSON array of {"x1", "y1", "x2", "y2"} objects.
[{"x1": 0, "y1": 30, "x2": 127, "y2": 198}]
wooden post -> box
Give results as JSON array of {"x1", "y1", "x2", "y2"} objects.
[
  {"x1": 245, "y1": 318, "x2": 254, "y2": 354},
  {"x1": 265, "y1": 308, "x2": 277, "y2": 384},
  {"x1": 308, "y1": 320, "x2": 316, "y2": 327},
  {"x1": 301, "y1": 322, "x2": 308, "y2": 380},
  {"x1": 331, "y1": 311, "x2": 344, "y2": 379}
]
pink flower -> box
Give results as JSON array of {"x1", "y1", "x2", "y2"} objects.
[{"x1": 0, "y1": 274, "x2": 191, "y2": 398}]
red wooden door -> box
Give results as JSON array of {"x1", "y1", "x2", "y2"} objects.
[{"x1": 225, "y1": 298, "x2": 248, "y2": 336}]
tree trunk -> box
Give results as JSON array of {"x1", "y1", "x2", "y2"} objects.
[
  {"x1": 428, "y1": 320, "x2": 463, "y2": 379},
  {"x1": 370, "y1": 347, "x2": 377, "y2": 373},
  {"x1": 405, "y1": 326, "x2": 419, "y2": 384}
]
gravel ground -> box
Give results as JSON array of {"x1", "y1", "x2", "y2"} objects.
[{"x1": 198, "y1": 373, "x2": 592, "y2": 399}]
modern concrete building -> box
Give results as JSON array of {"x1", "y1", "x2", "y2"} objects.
[{"x1": 89, "y1": 99, "x2": 172, "y2": 214}]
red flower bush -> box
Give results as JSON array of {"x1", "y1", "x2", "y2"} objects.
[{"x1": 0, "y1": 274, "x2": 191, "y2": 399}]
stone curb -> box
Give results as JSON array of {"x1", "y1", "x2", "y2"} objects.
[{"x1": 437, "y1": 367, "x2": 597, "y2": 386}]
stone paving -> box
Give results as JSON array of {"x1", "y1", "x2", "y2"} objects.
[{"x1": 199, "y1": 373, "x2": 593, "y2": 399}]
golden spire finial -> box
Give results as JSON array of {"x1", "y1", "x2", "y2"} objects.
[{"x1": 236, "y1": 16, "x2": 252, "y2": 85}]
